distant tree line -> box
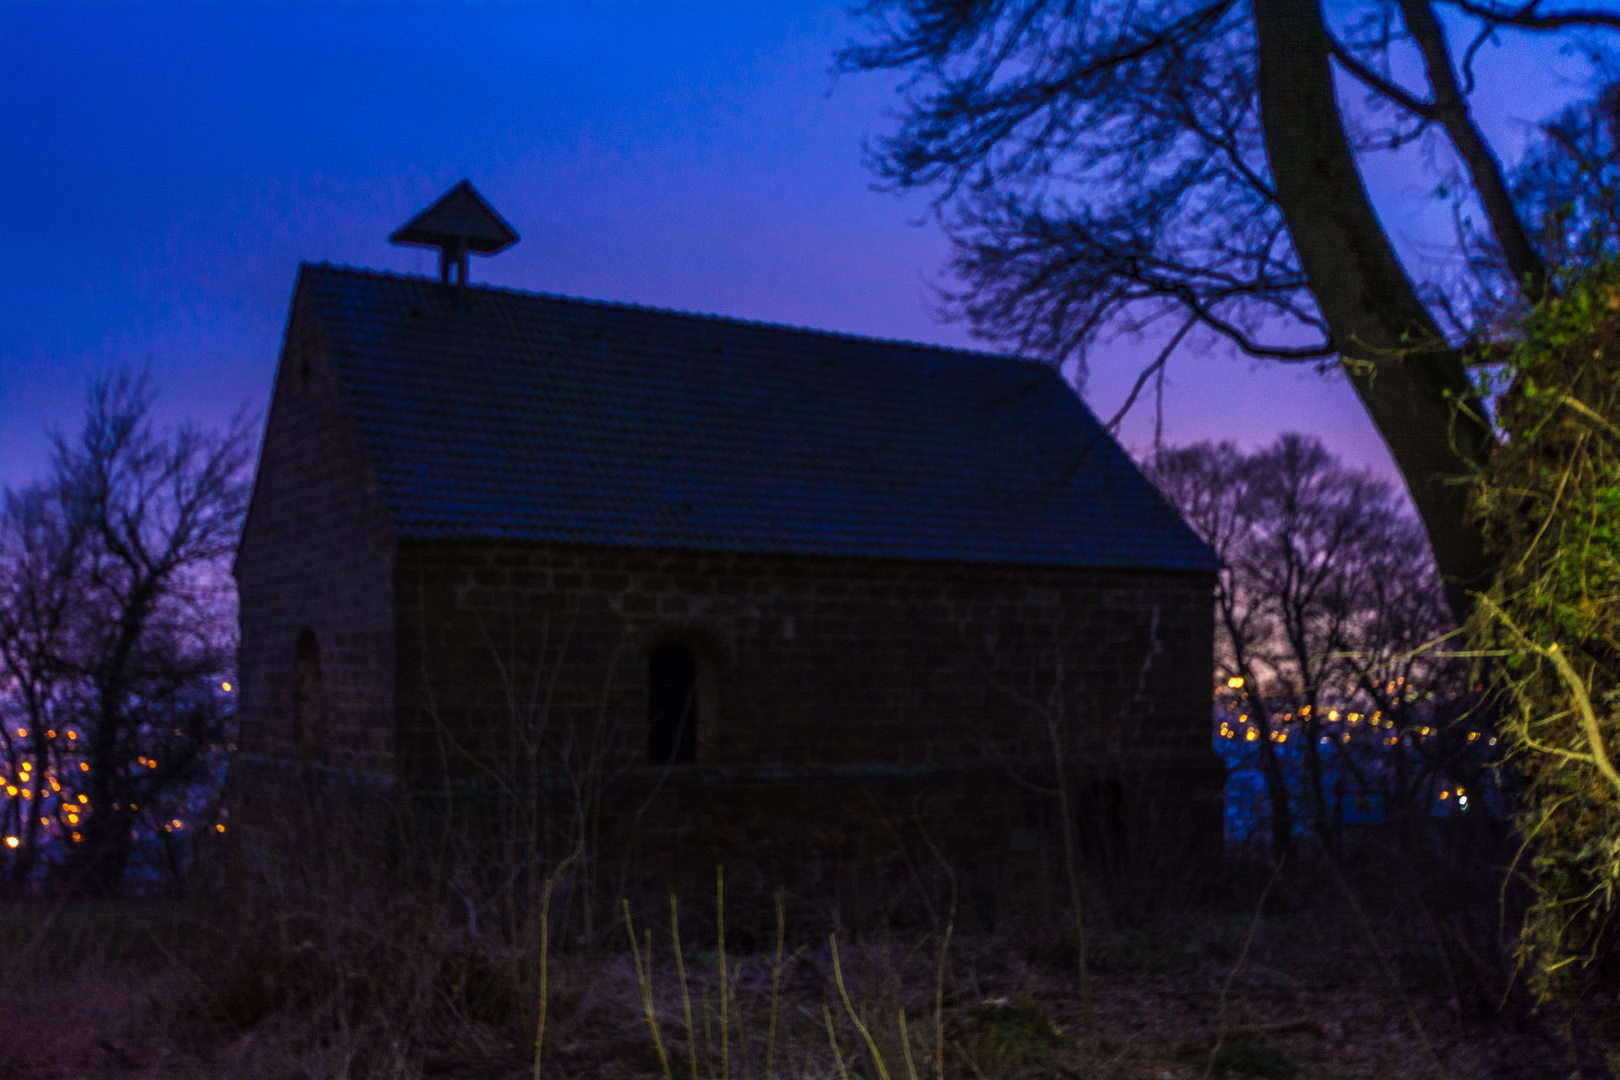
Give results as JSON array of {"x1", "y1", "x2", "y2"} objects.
[
  {"x1": 1148, "y1": 435, "x2": 1496, "y2": 860},
  {"x1": 0, "y1": 371, "x2": 252, "y2": 896}
]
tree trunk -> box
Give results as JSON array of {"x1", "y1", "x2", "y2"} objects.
[
  {"x1": 1249, "y1": 688, "x2": 1295, "y2": 861},
  {"x1": 76, "y1": 808, "x2": 133, "y2": 897},
  {"x1": 1253, "y1": 0, "x2": 1495, "y2": 624},
  {"x1": 1300, "y1": 692, "x2": 1336, "y2": 854},
  {"x1": 13, "y1": 740, "x2": 48, "y2": 892},
  {"x1": 72, "y1": 686, "x2": 132, "y2": 897},
  {"x1": 6, "y1": 692, "x2": 47, "y2": 893}
]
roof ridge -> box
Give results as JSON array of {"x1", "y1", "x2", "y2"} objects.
[{"x1": 299, "y1": 261, "x2": 1052, "y2": 369}]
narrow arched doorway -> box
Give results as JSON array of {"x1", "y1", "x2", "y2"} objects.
[
  {"x1": 293, "y1": 628, "x2": 325, "y2": 762},
  {"x1": 648, "y1": 642, "x2": 698, "y2": 766}
]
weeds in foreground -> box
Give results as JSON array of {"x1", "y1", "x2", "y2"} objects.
[
  {"x1": 0, "y1": 871, "x2": 1590, "y2": 1080},
  {"x1": 623, "y1": 868, "x2": 844, "y2": 1080},
  {"x1": 533, "y1": 836, "x2": 582, "y2": 1080},
  {"x1": 0, "y1": 785, "x2": 1593, "y2": 1080}
]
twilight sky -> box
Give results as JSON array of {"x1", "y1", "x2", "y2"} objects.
[{"x1": 0, "y1": 2, "x2": 1601, "y2": 491}]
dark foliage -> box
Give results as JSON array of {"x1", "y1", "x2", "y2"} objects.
[{"x1": 1470, "y1": 264, "x2": 1620, "y2": 1009}]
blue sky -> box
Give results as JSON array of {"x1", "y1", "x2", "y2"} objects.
[{"x1": 0, "y1": 1, "x2": 1599, "y2": 489}]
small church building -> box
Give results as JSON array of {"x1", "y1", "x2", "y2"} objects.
[{"x1": 233, "y1": 183, "x2": 1223, "y2": 898}]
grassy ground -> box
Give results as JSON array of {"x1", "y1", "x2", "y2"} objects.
[{"x1": 0, "y1": 893, "x2": 1579, "y2": 1080}]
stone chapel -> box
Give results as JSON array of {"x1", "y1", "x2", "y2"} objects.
[{"x1": 232, "y1": 182, "x2": 1223, "y2": 897}]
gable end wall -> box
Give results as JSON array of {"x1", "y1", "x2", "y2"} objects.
[{"x1": 235, "y1": 294, "x2": 398, "y2": 773}]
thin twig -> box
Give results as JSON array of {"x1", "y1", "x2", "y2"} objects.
[
  {"x1": 717, "y1": 865, "x2": 730, "y2": 1080},
  {"x1": 1323, "y1": 858, "x2": 1450, "y2": 1080},
  {"x1": 1561, "y1": 393, "x2": 1620, "y2": 445},
  {"x1": 671, "y1": 893, "x2": 698, "y2": 1080},
  {"x1": 624, "y1": 901, "x2": 674, "y2": 1080},
  {"x1": 766, "y1": 892, "x2": 784, "y2": 1080},
  {"x1": 913, "y1": 802, "x2": 957, "y2": 1080},
  {"x1": 830, "y1": 935, "x2": 893, "y2": 1080},
  {"x1": 1205, "y1": 857, "x2": 1284, "y2": 1080},
  {"x1": 1515, "y1": 448, "x2": 1578, "y2": 572},
  {"x1": 898, "y1": 1007, "x2": 920, "y2": 1080},
  {"x1": 1476, "y1": 593, "x2": 1620, "y2": 802},
  {"x1": 824, "y1": 1005, "x2": 851, "y2": 1080},
  {"x1": 532, "y1": 836, "x2": 583, "y2": 1080}
]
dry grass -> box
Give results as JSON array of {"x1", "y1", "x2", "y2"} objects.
[
  {"x1": 0, "y1": 772, "x2": 1577, "y2": 1079},
  {"x1": 0, "y1": 871, "x2": 1583, "y2": 1080}
]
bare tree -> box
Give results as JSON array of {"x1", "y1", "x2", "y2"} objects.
[
  {"x1": 1506, "y1": 79, "x2": 1620, "y2": 278},
  {"x1": 1241, "y1": 435, "x2": 1419, "y2": 852},
  {"x1": 1149, "y1": 441, "x2": 1296, "y2": 858},
  {"x1": 0, "y1": 371, "x2": 252, "y2": 895},
  {"x1": 1330, "y1": 495, "x2": 1472, "y2": 821},
  {"x1": 0, "y1": 487, "x2": 86, "y2": 892},
  {"x1": 1148, "y1": 435, "x2": 1464, "y2": 854},
  {"x1": 841, "y1": 0, "x2": 1620, "y2": 623}
]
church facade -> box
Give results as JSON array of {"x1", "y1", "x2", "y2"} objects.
[{"x1": 232, "y1": 186, "x2": 1223, "y2": 904}]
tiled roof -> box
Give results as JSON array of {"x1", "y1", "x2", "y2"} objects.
[{"x1": 296, "y1": 264, "x2": 1216, "y2": 572}]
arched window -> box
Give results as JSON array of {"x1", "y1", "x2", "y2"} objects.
[
  {"x1": 293, "y1": 628, "x2": 325, "y2": 762},
  {"x1": 648, "y1": 642, "x2": 698, "y2": 766}
]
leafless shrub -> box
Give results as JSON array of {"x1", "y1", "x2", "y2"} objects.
[{"x1": 0, "y1": 368, "x2": 251, "y2": 897}]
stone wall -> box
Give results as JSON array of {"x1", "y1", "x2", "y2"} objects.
[
  {"x1": 390, "y1": 540, "x2": 1224, "y2": 874},
  {"x1": 234, "y1": 290, "x2": 398, "y2": 775},
  {"x1": 575, "y1": 758, "x2": 1219, "y2": 931},
  {"x1": 394, "y1": 541, "x2": 1213, "y2": 769}
]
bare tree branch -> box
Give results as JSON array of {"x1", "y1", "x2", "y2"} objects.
[
  {"x1": 1401, "y1": 0, "x2": 1548, "y2": 295},
  {"x1": 1443, "y1": 1, "x2": 1620, "y2": 31},
  {"x1": 1326, "y1": 29, "x2": 1441, "y2": 118}
]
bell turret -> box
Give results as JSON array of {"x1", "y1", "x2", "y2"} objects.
[{"x1": 389, "y1": 180, "x2": 519, "y2": 285}]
